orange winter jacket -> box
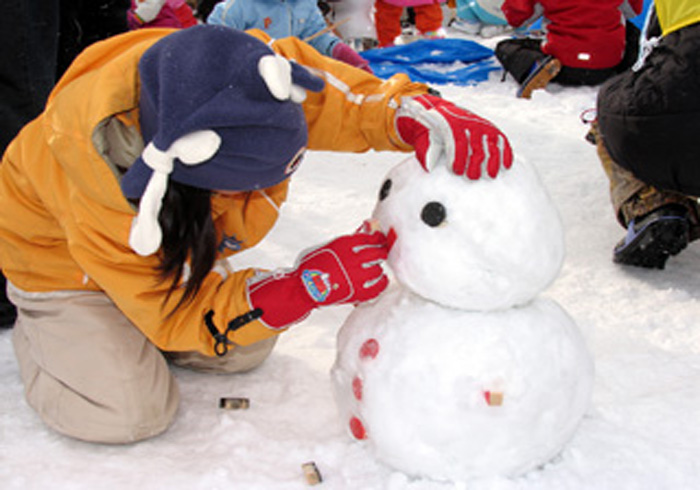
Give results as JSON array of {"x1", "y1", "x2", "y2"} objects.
[{"x1": 0, "y1": 28, "x2": 427, "y2": 355}]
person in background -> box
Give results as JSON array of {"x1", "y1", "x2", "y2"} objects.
[
  {"x1": 207, "y1": 0, "x2": 372, "y2": 72},
  {"x1": 494, "y1": 0, "x2": 644, "y2": 98},
  {"x1": 188, "y1": 0, "x2": 218, "y2": 22},
  {"x1": 0, "y1": 0, "x2": 130, "y2": 328},
  {"x1": 451, "y1": 0, "x2": 511, "y2": 38},
  {"x1": 128, "y1": 0, "x2": 198, "y2": 29},
  {"x1": 592, "y1": 0, "x2": 700, "y2": 269},
  {"x1": 374, "y1": 0, "x2": 446, "y2": 47},
  {"x1": 0, "y1": 25, "x2": 512, "y2": 443}
]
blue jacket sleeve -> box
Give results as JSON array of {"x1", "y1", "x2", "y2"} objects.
[
  {"x1": 299, "y1": 2, "x2": 341, "y2": 57},
  {"x1": 207, "y1": 0, "x2": 247, "y2": 29}
]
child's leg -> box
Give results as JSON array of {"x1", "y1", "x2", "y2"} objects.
[
  {"x1": 592, "y1": 121, "x2": 700, "y2": 268},
  {"x1": 374, "y1": 0, "x2": 404, "y2": 47},
  {"x1": 166, "y1": 336, "x2": 277, "y2": 374},
  {"x1": 555, "y1": 66, "x2": 617, "y2": 86},
  {"x1": 10, "y1": 287, "x2": 179, "y2": 444},
  {"x1": 593, "y1": 121, "x2": 648, "y2": 227},
  {"x1": 594, "y1": 121, "x2": 700, "y2": 230},
  {"x1": 495, "y1": 38, "x2": 547, "y2": 84},
  {"x1": 413, "y1": 3, "x2": 443, "y2": 35}
]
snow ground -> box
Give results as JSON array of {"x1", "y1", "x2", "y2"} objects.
[{"x1": 2, "y1": 29, "x2": 700, "y2": 490}]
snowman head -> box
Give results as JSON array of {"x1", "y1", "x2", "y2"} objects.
[{"x1": 373, "y1": 157, "x2": 565, "y2": 311}]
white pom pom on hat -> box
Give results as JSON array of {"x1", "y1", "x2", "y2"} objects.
[{"x1": 128, "y1": 130, "x2": 221, "y2": 256}]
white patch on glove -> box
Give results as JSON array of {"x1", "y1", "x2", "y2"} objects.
[{"x1": 397, "y1": 97, "x2": 454, "y2": 172}]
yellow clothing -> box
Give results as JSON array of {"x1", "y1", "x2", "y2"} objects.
[
  {"x1": 0, "y1": 28, "x2": 427, "y2": 355},
  {"x1": 655, "y1": 0, "x2": 700, "y2": 35}
]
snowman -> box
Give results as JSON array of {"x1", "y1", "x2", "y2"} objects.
[{"x1": 331, "y1": 156, "x2": 594, "y2": 481}]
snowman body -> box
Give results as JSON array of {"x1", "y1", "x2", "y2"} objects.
[{"x1": 331, "y1": 157, "x2": 594, "y2": 480}]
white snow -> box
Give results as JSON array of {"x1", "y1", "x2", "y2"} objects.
[
  {"x1": 331, "y1": 151, "x2": 592, "y2": 480},
  {"x1": 332, "y1": 288, "x2": 594, "y2": 480},
  {"x1": 369, "y1": 155, "x2": 565, "y2": 310},
  {"x1": 2, "y1": 31, "x2": 700, "y2": 490}
]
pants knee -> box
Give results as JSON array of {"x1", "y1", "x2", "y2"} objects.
[
  {"x1": 26, "y1": 366, "x2": 180, "y2": 444},
  {"x1": 167, "y1": 336, "x2": 277, "y2": 374}
]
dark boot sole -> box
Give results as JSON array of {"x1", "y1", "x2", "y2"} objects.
[
  {"x1": 517, "y1": 58, "x2": 562, "y2": 99},
  {"x1": 613, "y1": 217, "x2": 689, "y2": 269}
]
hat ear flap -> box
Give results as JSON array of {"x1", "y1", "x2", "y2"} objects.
[
  {"x1": 258, "y1": 54, "x2": 292, "y2": 101},
  {"x1": 170, "y1": 130, "x2": 221, "y2": 165},
  {"x1": 128, "y1": 130, "x2": 222, "y2": 256},
  {"x1": 290, "y1": 84, "x2": 308, "y2": 104},
  {"x1": 290, "y1": 60, "x2": 325, "y2": 93},
  {"x1": 258, "y1": 55, "x2": 325, "y2": 103},
  {"x1": 129, "y1": 162, "x2": 169, "y2": 256}
]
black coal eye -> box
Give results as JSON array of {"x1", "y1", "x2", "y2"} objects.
[
  {"x1": 421, "y1": 202, "x2": 446, "y2": 227},
  {"x1": 379, "y1": 179, "x2": 392, "y2": 201}
]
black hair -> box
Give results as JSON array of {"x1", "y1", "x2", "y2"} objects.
[{"x1": 157, "y1": 179, "x2": 217, "y2": 314}]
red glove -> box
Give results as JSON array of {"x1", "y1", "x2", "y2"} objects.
[
  {"x1": 247, "y1": 227, "x2": 389, "y2": 329},
  {"x1": 396, "y1": 94, "x2": 513, "y2": 179},
  {"x1": 332, "y1": 43, "x2": 373, "y2": 74}
]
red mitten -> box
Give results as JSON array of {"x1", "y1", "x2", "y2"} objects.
[
  {"x1": 247, "y1": 227, "x2": 389, "y2": 329},
  {"x1": 331, "y1": 43, "x2": 373, "y2": 73},
  {"x1": 396, "y1": 94, "x2": 513, "y2": 179}
]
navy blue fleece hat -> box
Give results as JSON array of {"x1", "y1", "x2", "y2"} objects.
[{"x1": 122, "y1": 25, "x2": 325, "y2": 256}]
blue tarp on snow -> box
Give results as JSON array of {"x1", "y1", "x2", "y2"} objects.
[
  {"x1": 360, "y1": 0, "x2": 652, "y2": 85},
  {"x1": 361, "y1": 38, "x2": 500, "y2": 86},
  {"x1": 630, "y1": 0, "x2": 653, "y2": 29}
]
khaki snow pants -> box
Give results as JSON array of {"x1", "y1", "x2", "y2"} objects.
[
  {"x1": 9, "y1": 285, "x2": 276, "y2": 444},
  {"x1": 592, "y1": 121, "x2": 700, "y2": 236}
]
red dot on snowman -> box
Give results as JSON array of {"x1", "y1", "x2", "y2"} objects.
[
  {"x1": 358, "y1": 338, "x2": 379, "y2": 360},
  {"x1": 349, "y1": 416, "x2": 367, "y2": 440},
  {"x1": 352, "y1": 376, "x2": 363, "y2": 400}
]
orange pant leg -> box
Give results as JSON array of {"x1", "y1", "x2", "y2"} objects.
[
  {"x1": 414, "y1": 3, "x2": 444, "y2": 35},
  {"x1": 374, "y1": 0, "x2": 404, "y2": 47}
]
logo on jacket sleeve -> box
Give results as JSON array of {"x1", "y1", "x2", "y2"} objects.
[{"x1": 218, "y1": 233, "x2": 243, "y2": 253}]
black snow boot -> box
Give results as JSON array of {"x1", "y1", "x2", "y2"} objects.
[{"x1": 613, "y1": 204, "x2": 690, "y2": 269}]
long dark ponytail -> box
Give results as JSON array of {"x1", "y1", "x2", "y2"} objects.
[{"x1": 157, "y1": 180, "x2": 217, "y2": 313}]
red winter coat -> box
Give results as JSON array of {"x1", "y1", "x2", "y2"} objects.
[{"x1": 501, "y1": 0, "x2": 644, "y2": 69}]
